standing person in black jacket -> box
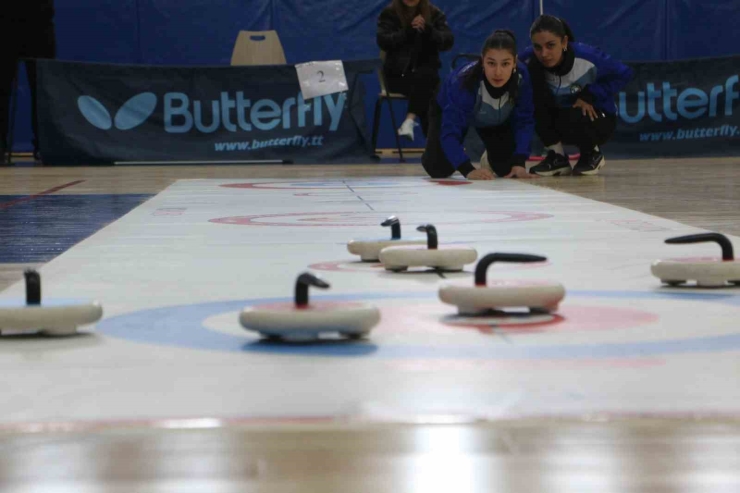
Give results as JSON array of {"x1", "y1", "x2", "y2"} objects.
[
  {"x1": 0, "y1": 0, "x2": 56, "y2": 162},
  {"x1": 377, "y1": 0, "x2": 454, "y2": 142}
]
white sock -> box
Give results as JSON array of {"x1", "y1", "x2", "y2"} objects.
[
  {"x1": 594, "y1": 145, "x2": 600, "y2": 152},
  {"x1": 547, "y1": 143, "x2": 565, "y2": 156}
]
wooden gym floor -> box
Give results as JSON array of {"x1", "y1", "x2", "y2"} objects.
[{"x1": 0, "y1": 156, "x2": 739, "y2": 491}]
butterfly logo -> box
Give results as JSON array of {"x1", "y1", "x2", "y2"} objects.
[{"x1": 77, "y1": 93, "x2": 157, "y2": 131}]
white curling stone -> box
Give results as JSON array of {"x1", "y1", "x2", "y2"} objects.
[
  {"x1": 347, "y1": 238, "x2": 426, "y2": 261},
  {"x1": 240, "y1": 301, "x2": 380, "y2": 341},
  {"x1": 439, "y1": 280, "x2": 565, "y2": 315},
  {"x1": 379, "y1": 245, "x2": 478, "y2": 271},
  {"x1": 0, "y1": 299, "x2": 103, "y2": 336},
  {"x1": 651, "y1": 257, "x2": 740, "y2": 287}
]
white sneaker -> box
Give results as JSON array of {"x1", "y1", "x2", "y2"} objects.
[{"x1": 397, "y1": 119, "x2": 416, "y2": 140}]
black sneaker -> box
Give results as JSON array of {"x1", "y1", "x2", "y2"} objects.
[
  {"x1": 529, "y1": 151, "x2": 572, "y2": 176},
  {"x1": 573, "y1": 149, "x2": 606, "y2": 176}
]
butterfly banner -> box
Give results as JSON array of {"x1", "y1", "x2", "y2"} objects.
[
  {"x1": 35, "y1": 59, "x2": 380, "y2": 165},
  {"x1": 612, "y1": 55, "x2": 740, "y2": 157}
]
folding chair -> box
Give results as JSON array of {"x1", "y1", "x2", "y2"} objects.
[
  {"x1": 5, "y1": 70, "x2": 19, "y2": 165},
  {"x1": 231, "y1": 31, "x2": 287, "y2": 66},
  {"x1": 371, "y1": 51, "x2": 406, "y2": 163}
]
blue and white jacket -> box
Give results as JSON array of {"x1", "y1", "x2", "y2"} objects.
[
  {"x1": 438, "y1": 60, "x2": 535, "y2": 172},
  {"x1": 519, "y1": 42, "x2": 633, "y2": 114}
]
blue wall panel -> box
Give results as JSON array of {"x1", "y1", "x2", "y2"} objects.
[
  {"x1": 9, "y1": 0, "x2": 738, "y2": 154},
  {"x1": 542, "y1": 0, "x2": 667, "y2": 61},
  {"x1": 667, "y1": 0, "x2": 740, "y2": 60},
  {"x1": 273, "y1": 0, "x2": 386, "y2": 63},
  {"x1": 137, "y1": 0, "x2": 272, "y2": 65},
  {"x1": 55, "y1": 0, "x2": 140, "y2": 63}
]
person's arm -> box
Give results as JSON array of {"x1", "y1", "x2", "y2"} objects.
[
  {"x1": 577, "y1": 46, "x2": 634, "y2": 106},
  {"x1": 377, "y1": 9, "x2": 413, "y2": 51},
  {"x1": 426, "y1": 9, "x2": 454, "y2": 52},
  {"x1": 506, "y1": 66, "x2": 535, "y2": 176},
  {"x1": 438, "y1": 77, "x2": 477, "y2": 177}
]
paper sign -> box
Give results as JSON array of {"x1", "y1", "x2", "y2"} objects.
[{"x1": 295, "y1": 60, "x2": 348, "y2": 100}]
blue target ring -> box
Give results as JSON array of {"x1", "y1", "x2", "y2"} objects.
[{"x1": 95, "y1": 290, "x2": 740, "y2": 359}]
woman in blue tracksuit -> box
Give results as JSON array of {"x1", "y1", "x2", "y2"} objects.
[
  {"x1": 421, "y1": 30, "x2": 535, "y2": 180},
  {"x1": 521, "y1": 15, "x2": 633, "y2": 176}
]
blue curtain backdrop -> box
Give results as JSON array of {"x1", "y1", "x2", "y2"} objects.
[{"x1": 9, "y1": 0, "x2": 739, "y2": 153}]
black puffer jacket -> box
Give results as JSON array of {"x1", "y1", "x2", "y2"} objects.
[
  {"x1": 376, "y1": 5, "x2": 454, "y2": 77},
  {"x1": 3, "y1": 0, "x2": 55, "y2": 23}
]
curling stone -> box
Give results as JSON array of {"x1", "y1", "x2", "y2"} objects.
[
  {"x1": 378, "y1": 224, "x2": 478, "y2": 272},
  {"x1": 439, "y1": 253, "x2": 565, "y2": 315},
  {"x1": 347, "y1": 216, "x2": 426, "y2": 261},
  {"x1": 651, "y1": 233, "x2": 740, "y2": 287},
  {"x1": 239, "y1": 273, "x2": 380, "y2": 342},
  {"x1": 0, "y1": 270, "x2": 103, "y2": 336}
]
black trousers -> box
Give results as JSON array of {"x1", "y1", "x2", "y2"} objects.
[
  {"x1": 0, "y1": 18, "x2": 56, "y2": 154},
  {"x1": 535, "y1": 105, "x2": 617, "y2": 151},
  {"x1": 384, "y1": 66, "x2": 439, "y2": 138},
  {"x1": 422, "y1": 99, "x2": 517, "y2": 178}
]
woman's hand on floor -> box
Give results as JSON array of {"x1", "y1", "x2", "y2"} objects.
[
  {"x1": 466, "y1": 169, "x2": 495, "y2": 180},
  {"x1": 504, "y1": 166, "x2": 537, "y2": 179}
]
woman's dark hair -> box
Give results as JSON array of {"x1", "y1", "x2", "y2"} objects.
[
  {"x1": 391, "y1": 0, "x2": 431, "y2": 27},
  {"x1": 462, "y1": 30, "x2": 519, "y2": 101},
  {"x1": 526, "y1": 16, "x2": 575, "y2": 110},
  {"x1": 529, "y1": 15, "x2": 575, "y2": 42}
]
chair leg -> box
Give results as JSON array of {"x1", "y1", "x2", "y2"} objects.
[
  {"x1": 6, "y1": 73, "x2": 18, "y2": 165},
  {"x1": 371, "y1": 99, "x2": 382, "y2": 153},
  {"x1": 385, "y1": 99, "x2": 405, "y2": 163}
]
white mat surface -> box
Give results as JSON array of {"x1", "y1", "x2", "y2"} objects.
[{"x1": 1, "y1": 177, "x2": 739, "y2": 424}]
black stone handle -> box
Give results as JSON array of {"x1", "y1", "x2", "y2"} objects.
[
  {"x1": 474, "y1": 253, "x2": 547, "y2": 286},
  {"x1": 381, "y1": 216, "x2": 401, "y2": 240},
  {"x1": 416, "y1": 224, "x2": 438, "y2": 250},
  {"x1": 665, "y1": 233, "x2": 734, "y2": 261},
  {"x1": 25, "y1": 270, "x2": 41, "y2": 305},
  {"x1": 295, "y1": 272, "x2": 330, "y2": 307}
]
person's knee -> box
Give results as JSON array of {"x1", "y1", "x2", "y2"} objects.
[
  {"x1": 535, "y1": 125, "x2": 560, "y2": 146},
  {"x1": 421, "y1": 155, "x2": 453, "y2": 179},
  {"x1": 534, "y1": 121, "x2": 550, "y2": 136},
  {"x1": 594, "y1": 116, "x2": 617, "y2": 144},
  {"x1": 484, "y1": 155, "x2": 512, "y2": 178},
  {"x1": 564, "y1": 107, "x2": 593, "y2": 125},
  {"x1": 428, "y1": 169, "x2": 453, "y2": 178}
]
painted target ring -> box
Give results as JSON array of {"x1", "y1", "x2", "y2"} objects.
[
  {"x1": 220, "y1": 179, "x2": 472, "y2": 190},
  {"x1": 94, "y1": 290, "x2": 740, "y2": 360},
  {"x1": 210, "y1": 211, "x2": 552, "y2": 227}
]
